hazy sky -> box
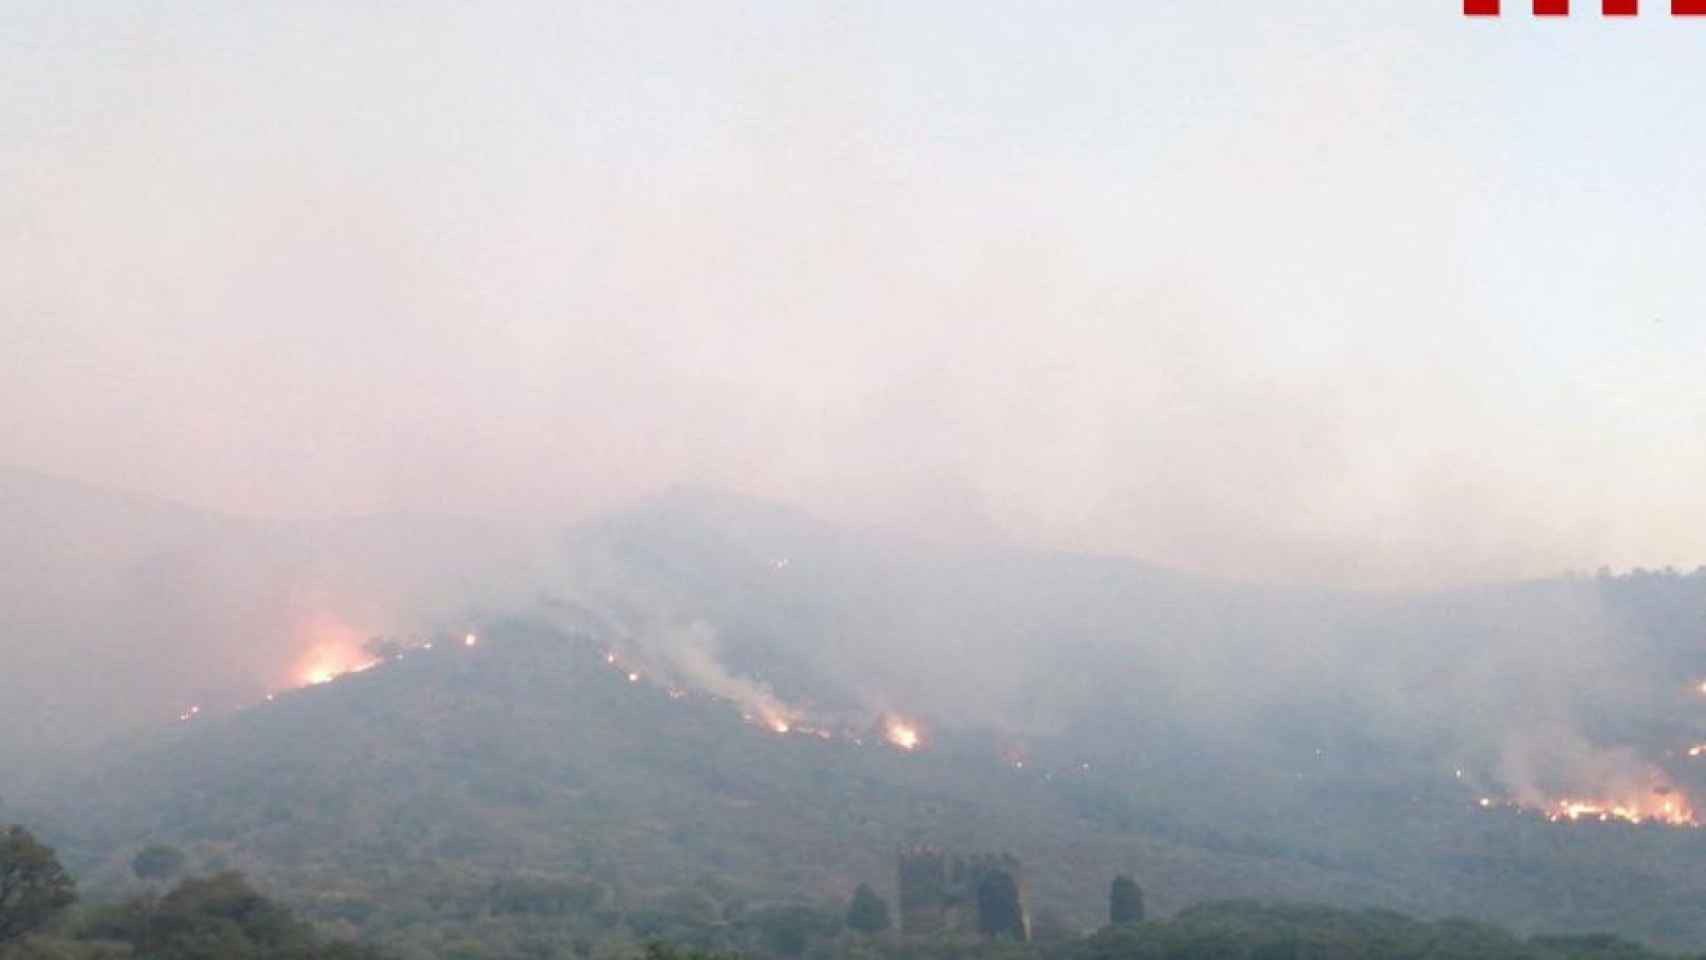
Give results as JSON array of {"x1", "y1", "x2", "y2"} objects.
[{"x1": 3, "y1": 1, "x2": 1703, "y2": 588}]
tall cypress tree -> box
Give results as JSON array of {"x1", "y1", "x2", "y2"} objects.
[
  {"x1": 1109, "y1": 874, "x2": 1144, "y2": 925},
  {"x1": 846, "y1": 883, "x2": 891, "y2": 934}
]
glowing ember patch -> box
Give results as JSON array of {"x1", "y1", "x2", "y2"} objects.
[
  {"x1": 885, "y1": 719, "x2": 921, "y2": 751},
  {"x1": 289, "y1": 616, "x2": 380, "y2": 689},
  {"x1": 746, "y1": 704, "x2": 797, "y2": 734},
  {"x1": 1482, "y1": 787, "x2": 1697, "y2": 827},
  {"x1": 1548, "y1": 799, "x2": 1659, "y2": 824}
]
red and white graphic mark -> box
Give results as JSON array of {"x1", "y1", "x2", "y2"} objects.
[{"x1": 1466, "y1": 1, "x2": 1706, "y2": 12}]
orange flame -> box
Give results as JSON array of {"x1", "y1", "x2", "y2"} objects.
[
  {"x1": 1483, "y1": 782, "x2": 1697, "y2": 827},
  {"x1": 1543, "y1": 792, "x2": 1695, "y2": 826},
  {"x1": 289, "y1": 616, "x2": 379, "y2": 689}
]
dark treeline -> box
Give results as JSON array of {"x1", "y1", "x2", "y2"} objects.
[
  {"x1": 5, "y1": 824, "x2": 1704, "y2": 960},
  {"x1": 2, "y1": 826, "x2": 384, "y2": 959}
]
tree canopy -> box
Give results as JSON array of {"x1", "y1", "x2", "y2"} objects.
[{"x1": 0, "y1": 826, "x2": 75, "y2": 947}]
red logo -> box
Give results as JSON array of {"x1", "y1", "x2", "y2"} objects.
[{"x1": 1465, "y1": 1, "x2": 1706, "y2": 13}]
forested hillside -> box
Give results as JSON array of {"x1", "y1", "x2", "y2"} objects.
[
  {"x1": 6, "y1": 484, "x2": 1706, "y2": 954},
  {"x1": 13, "y1": 596, "x2": 1706, "y2": 956}
]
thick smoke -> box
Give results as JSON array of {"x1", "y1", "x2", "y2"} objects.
[
  {"x1": 2, "y1": 1, "x2": 1704, "y2": 591},
  {"x1": 654, "y1": 621, "x2": 799, "y2": 732},
  {"x1": 2, "y1": 1, "x2": 1703, "y2": 824}
]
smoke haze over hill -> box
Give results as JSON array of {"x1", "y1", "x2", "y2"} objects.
[
  {"x1": 4, "y1": 2, "x2": 1705, "y2": 591},
  {"x1": 4, "y1": 4, "x2": 1706, "y2": 954},
  {"x1": 3, "y1": 471, "x2": 1701, "y2": 851}
]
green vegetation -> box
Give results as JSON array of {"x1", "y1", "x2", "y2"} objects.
[
  {"x1": 9, "y1": 833, "x2": 1704, "y2": 960},
  {"x1": 75, "y1": 869, "x2": 388, "y2": 959},
  {"x1": 0, "y1": 827, "x2": 75, "y2": 948},
  {"x1": 1063, "y1": 902, "x2": 1616, "y2": 960},
  {"x1": 2, "y1": 850, "x2": 388, "y2": 960}
]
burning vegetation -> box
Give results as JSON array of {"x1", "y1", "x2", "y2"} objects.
[
  {"x1": 288, "y1": 616, "x2": 382, "y2": 689},
  {"x1": 1479, "y1": 768, "x2": 1699, "y2": 828},
  {"x1": 594, "y1": 629, "x2": 927, "y2": 752},
  {"x1": 251, "y1": 614, "x2": 1706, "y2": 836},
  {"x1": 1481, "y1": 792, "x2": 1697, "y2": 828},
  {"x1": 1463, "y1": 672, "x2": 1706, "y2": 830},
  {"x1": 884, "y1": 717, "x2": 922, "y2": 751}
]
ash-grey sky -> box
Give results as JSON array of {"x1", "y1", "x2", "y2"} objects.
[{"x1": 3, "y1": 1, "x2": 1703, "y2": 588}]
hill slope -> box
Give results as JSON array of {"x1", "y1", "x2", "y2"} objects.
[
  {"x1": 8, "y1": 485, "x2": 1706, "y2": 953},
  {"x1": 13, "y1": 624, "x2": 1445, "y2": 947},
  {"x1": 16, "y1": 611, "x2": 1706, "y2": 955}
]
